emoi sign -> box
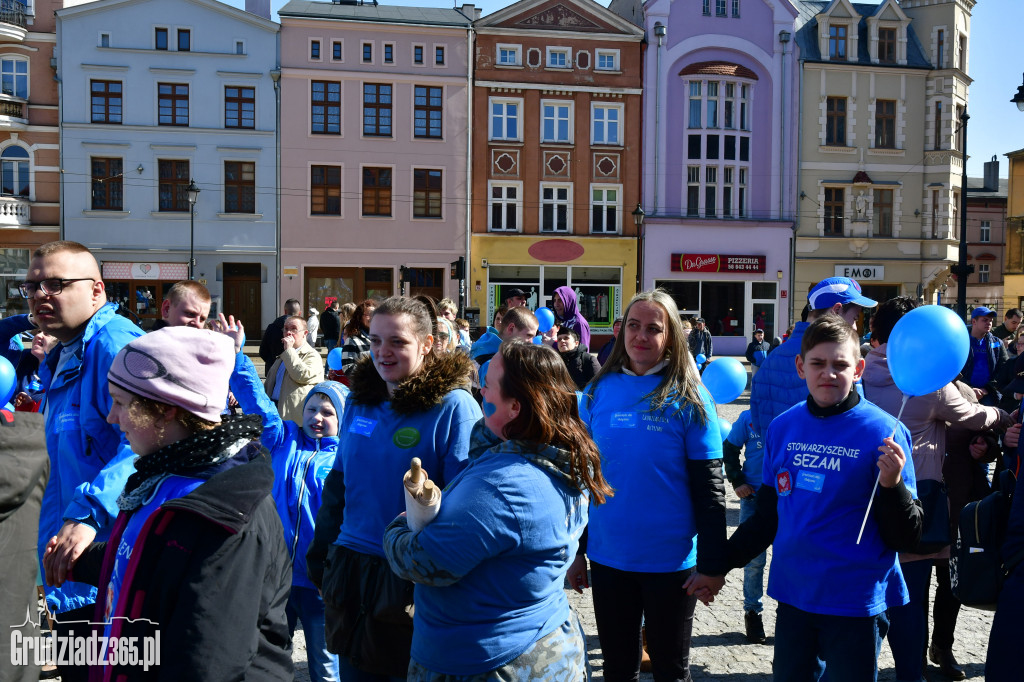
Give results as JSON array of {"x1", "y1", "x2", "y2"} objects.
[{"x1": 671, "y1": 254, "x2": 766, "y2": 274}]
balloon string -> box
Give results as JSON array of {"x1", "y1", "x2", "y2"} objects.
[{"x1": 857, "y1": 393, "x2": 909, "y2": 545}]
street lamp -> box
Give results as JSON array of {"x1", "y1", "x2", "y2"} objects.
[
  {"x1": 632, "y1": 203, "x2": 645, "y2": 228},
  {"x1": 949, "y1": 111, "x2": 972, "y2": 319},
  {"x1": 1012, "y1": 73, "x2": 1024, "y2": 112},
  {"x1": 187, "y1": 179, "x2": 200, "y2": 280}
]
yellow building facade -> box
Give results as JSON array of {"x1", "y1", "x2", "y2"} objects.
[{"x1": 1002, "y1": 149, "x2": 1024, "y2": 311}]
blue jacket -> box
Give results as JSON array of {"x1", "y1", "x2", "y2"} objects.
[
  {"x1": 230, "y1": 352, "x2": 348, "y2": 590},
  {"x1": 749, "y1": 321, "x2": 809, "y2": 437},
  {"x1": 39, "y1": 302, "x2": 144, "y2": 613}
]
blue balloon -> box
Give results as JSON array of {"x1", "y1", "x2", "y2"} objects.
[
  {"x1": 702, "y1": 357, "x2": 748, "y2": 404},
  {"x1": 535, "y1": 307, "x2": 555, "y2": 333},
  {"x1": 719, "y1": 418, "x2": 733, "y2": 442},
  {"x1": 532, "y1": 335, "x2": 542, "y2": 345},
  {"x1": 327, "y1": 347, "x2": 344, "y2": 371},
  {"x1": 888, "y1": 305, "x2": 970, "y2": 397},
  {"x1": 0, "y1": 356, "x2": 15, "y2": 406},
  {"x1": 695, "y1": 353, "x2": 707, "y2": 365}
]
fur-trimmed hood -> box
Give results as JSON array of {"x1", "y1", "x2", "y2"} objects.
[{"x1": 349, "y1": 351, "x2": 475, "y2": 415}]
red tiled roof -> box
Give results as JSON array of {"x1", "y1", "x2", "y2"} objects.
[{"x1": 678, "y1": 61, "x2": 758, "y2": 80}]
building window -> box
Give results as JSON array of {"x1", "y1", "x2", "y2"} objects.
[
  {"x1": 90, "y1": 80, "x2": 122, "y2": 124},
  {"x1": 91, "y1": 157, "x2": 122, "y2": 210},
  {"x1": 1, "y1": 58, "x2": 27, "y2": 99},
  {"x1": 688, "y1": 82, "x2": 702, "y2": 128},
  {"x1": 592, "y1": 104, "x2": 621, "y2": 145},
  {"x1": 958, "y1": 33, "x2": 966, "y2": 71},
  {"x1": 824, "y1": 187, "x2": 844, "y2": 236},
  {"x1": 311, "y1": 81, "x2": 341, "y2": 135},
  {"x1": 157, "y1": 83, "x2": 189, "y2": 126},
  {"x1": 724, "y1": 83, "x2": 736, "y2": 129},
  {"x1": 435, "y1": 46, "x2": 445, "y2": 65},
  {"x1": 715, "y1": 0, "x2": 726, "y2": 17},
  {"x1": 591, "y1": 186, "x2": 619, "y2": 233},
  {"x1": 157, "y1": 159, "x2": 190, "y2": 211},
  {"x1": 732, "y1": 0, "x2": 740, "y2": 17},
  {"x1": 547, "y1": 48, "x2": 569, "y2": 68},
  {"x1": 414, "y1": 86, "x2": 442, "y2": 139},
  {"x1": 937, "y1": 29, "x2": 944, "y2": 68},
  {"x1": 497, "y1": 45, "x2": 521, "y2": 66},
  {"x1": 875, "y1": 99, "x2": 896, "y2": 148},
  {"x1": 740, "y1": 84, "x2": 749, "y2": 130},
  {"x1": 540, "y1": 183, "x2": 570, "y2": 232},
  {"x1": 687, "y1": 166, "x2": 699, "y2": 217},
  {"x1": 705, "y1": 166, "x2": 717, "y2": 218},
  {"x1": 978, "y1": 263, "x2": 990, "y2": 283},
  {"x1": 413, "y1": 45, "x2": 424, "y2": 65},
  {"x1": 383, "y1": 43, "x2": 394, "y2": 64},
  {"x1": 235, "y1": 40, "x2": 245, "y2": 55},
  {"x1": 311, "y1": 165, "x2": 341, "y2": 216},
  {"x1": 738, "y1": 167, "x2": 747, "y2": 217},
  {"x1": 332, "y1": 41, "x2": 342, "y2": 61},
  {"x1": 362, "y1": 42, "x2": 373, "y2": 63},
  {"x1": 878, "y1": 28, "x2": 896, "y2": 63},
  {"x1": 829, "y1": 24, "x2": 848, "y2": 59},
  {"x1": 0, "y1": 146, "x2": 27, "y2": 198},
  {"x1": 702, "y1": 0, "x2": 710, "y2": 16},
  {"x1": 177, "y1": 29, "x2": 190, "y2": 52},
  {"x1": 873, "y1": 188, "x2": 893, "y2": 236},
  {"x1": 934, "y1": 101, "x2": 943, "y2": 150},
  {"x1": 100, "y1": 33, "x2": 110, "y2": 48},
  {"x1": 413, "y1": 169, "x2": 442, "y2": 218},
  {"x1": 826, "y1": 96, "x2": 846, "y2": 145},
  {"x1": 542, "y1": 101, "x2": 571, "y2": 142},
  {"x1": 980, "y1": 220, "x2": 991, "y2": 243},
  {"x1": 310, "y1": 40, "x2": 321, "y2": 60},
  {"x1": 686, "y1": 78, "x2": 753, "y2": 218},
  {"x1": 954, "y1": 104, "x2": 965, "y2": 151},
  {"x1": 490, "y1": 98, "x2": 521, "y2": 141},
  {"x1": 225, "y1": 86, "x2": 255, "y2": 129},
  {"x1": 224, "y1": 161, "x2": 255, "y2": 214},
  {"x1": 489, "y1": 183, "x2": 519, "y2": 231},
  {"x1": 362, "y1": 83, "x2": 392, "y2": 137},
  {"x1": 595, "y1": 49, "x2": 618, "y2": 71},
  {"x1": 362, "y1": 167, "x2": 392, "y2": 217},
  {"x1": 155, "y1": 27, "x2": 168, "y2": 50},
  {"x1": 706, "y1": 81, "x2": 719, "y2": 128},
  {"x1": 723, "y1": 167, "x2": 734, "y2": 217}
]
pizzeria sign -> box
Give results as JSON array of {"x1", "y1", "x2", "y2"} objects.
[{"x1": 671, "y1": 254, "x2": 766, "y2": 273}]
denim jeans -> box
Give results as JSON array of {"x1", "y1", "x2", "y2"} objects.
[
  {"x1": 325, "y1": 339, "x2": 338, "y2": 352},
  {"x1": 886, "y1": 559, "x2": 931, "y2": 682},
  {"x1": 739, "y1": 496, "x2": 767, "y2": 614},
  {"x1": 773, "y1": 602, "x2": 888, "y2": 682},
  {"x1": 287, "y1": 585, "x2": 340, "y2": 682},
  {"x1": 337, "y1": 657, "x2": 405, "y2": 682}
]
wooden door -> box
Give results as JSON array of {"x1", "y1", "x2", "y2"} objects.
[{"x1": 223, "y1": 277, "x2": 261, "y2": 338}]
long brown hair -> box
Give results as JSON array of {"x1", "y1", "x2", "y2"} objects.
[
  {"x1": 495, "y1": 341, "x2": 613, "y2": 505},
  {"x1": 344, "y1": 299, "x2": 377, "y2": 338}
]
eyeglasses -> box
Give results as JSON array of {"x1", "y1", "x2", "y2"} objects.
[
  {"x1": 122, "y1": 347, "x2": 209, "y2": 407},
  {"x1": 19, "y1": 278, "x2": 96, "y2": 297}
]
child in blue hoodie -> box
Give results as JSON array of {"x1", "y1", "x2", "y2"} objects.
[{"x1": 222, "y1": 315, "x2": 348, "y2": 682}]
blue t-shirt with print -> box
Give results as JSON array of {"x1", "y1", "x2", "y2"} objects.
[
  {"x1": 969, "y1": 335, "x2": 999, "y2": 389},
  {"x1": 726, "y1": 410, "x2": 764, "y2": 487},
  {"x1": 584, "y1": 372, "x2": 721, "y2": 572},
  {"x1": 763, "y1": 398, "x2": 917, "y2": 617}
]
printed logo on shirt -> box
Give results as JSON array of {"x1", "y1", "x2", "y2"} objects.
[
  {"x1": 393, "y1": 427, "x2": 421, "y2": 449},
  {"x1": 349, "y1": 416, "x2": 377, "y2": 437},
  {"x1": 776, "y1": 468, "x2": 793, "y2": 497},
  {"x1": 796, "y1": 470, "x2": 826, "y2": 493},
  {"x1": 58, "y1": 410, "x2": 79, "y2": 432},
  {"x1": 316, "y1": 464, "x2": 332, "y2": 480},
  {"x1": 610, "y1": 412, "x2": 637, "y2": 428}
]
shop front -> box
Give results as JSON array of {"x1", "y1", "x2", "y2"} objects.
[
  {"x1": 288, "y1": 261, "x2": 457, "y2": 317},
  {"x1": 101, "y1": 261, "x2": 190, "y2": 328}
]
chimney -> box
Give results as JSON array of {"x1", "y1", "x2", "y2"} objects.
[
  {"x1": 460, "y1": 4, "x2": 481, "y2": 19},
  {"x1": 246, "y1": 0, "x2": 271, "y2": 20},
  {"x1": 984, "y1": 155, "x2": 1000, "y2": 192}
]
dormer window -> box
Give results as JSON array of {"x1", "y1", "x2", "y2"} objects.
[
  {"x1": 829, "y1": 25, "x2": 848, "y2": 60},
  {"x1": 878, "y1": 28, "x2": 896, "y2": 64}
]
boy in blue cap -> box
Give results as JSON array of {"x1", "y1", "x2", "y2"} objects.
[{"x1": 961, "y1": 306, "x2": 1009, "y2": 407}]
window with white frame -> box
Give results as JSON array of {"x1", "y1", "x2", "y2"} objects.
[
  {"x1": 542, "y1": 100, "x2": 572, "y2": 143},
  {"x1": 591, "y1": 185, "x2": 620, "y2": 233},
  {"x1": 980, "y1": 220, "x2": 991, "y2": 243},
  {"x1": 732, "y1": 0, "x2": 740, "y2": 17},
  {"x1": 684, "y1": 77, "x2": 752, "y2": 219},
  {"x1": 978, "y1": 263, "x2": 990, "y2": 283},
  {"x1": 0, "y1": 58, "x2": 28, "y2": 99},
  {"x1": 595, "y1": 49, "x2": 619, "y2": 71},
  {"x1": 546, "y1": 47, "x2": 570, "y2": 69},
  {"x1": 540, "y1": 183, "x2": 571, "y2": 233},
  {"x1": 489, "y1": 182, "x2": 520, "y2": 231},
  {"x1": 497, "y1": 44, "x2": 521, "y2": 66},
  {"x1": 490, "y1": 98, "x2": 521, "y2": 141},
  {"x1": 592, "y1": 104, "x2": 621, "y2": 145},
  {"x1": 716, "y1": 0, "x2": 726, "y2": 16},
  {"x1": 1, "y1": 146, "x2": 28, "y2": 197}
]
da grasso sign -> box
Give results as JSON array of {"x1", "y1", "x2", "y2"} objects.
[
  {"x1": 834, "y1": 265, "x2": 885, "y2": 281},
  {"x1": 671, "y1": 254, "x2": 766, "y2": 274}
]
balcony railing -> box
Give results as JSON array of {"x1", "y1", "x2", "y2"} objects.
[
  {"x1": 0, "y1": 1, "x2": 27, "y2": 30},
  {"x1": 0, "y1": 98, "x2": 22, "y2": 117},
  {"x1": 0, "y1": 195, "x2": 30, "y2": 227}
]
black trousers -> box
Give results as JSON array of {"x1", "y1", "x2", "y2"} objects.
[
  {"x1": 931, "y1": 559, "x2": 959, "y2": 650},
  {"x1": 52, "y1": 604, "x2": 96, "y2": 682},
  {"x1": 590, "y1": 561, "x2": 697, "y2": 682}
]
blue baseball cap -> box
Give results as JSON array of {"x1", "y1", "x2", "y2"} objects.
[
  {"x1": 807, "y1": 277, "x2": 877, "y2": 310},
  {"x1": 971, "y1": 306, "x2": 997, "y2": 319}
]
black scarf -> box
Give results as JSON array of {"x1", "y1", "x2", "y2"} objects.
[{"x1": 117, "y1": 413, "x2": 263, "y2": 512}]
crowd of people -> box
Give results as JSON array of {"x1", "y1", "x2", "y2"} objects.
[{"x1": 5, "y1": 240, "x2": 1024, "y2": 682}]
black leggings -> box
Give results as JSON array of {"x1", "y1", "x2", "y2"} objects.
[{"x1": 590, "y1": 561, "x2": 697, "y2": 682}]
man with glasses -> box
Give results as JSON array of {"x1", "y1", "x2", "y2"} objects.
[{"x1": 22, "y1": 240, "x2": 143, "y2": 682}]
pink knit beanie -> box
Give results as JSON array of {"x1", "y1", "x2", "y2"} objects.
[{"x1": 108, "y1": 327, "x2": 234, "y2": 422}]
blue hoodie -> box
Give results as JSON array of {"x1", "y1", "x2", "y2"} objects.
[
  {"x1": 231, "y1": 353, "x2": 349, "y2": 590},
  {"x1": 553, "y1": 286, "x2": 591, "y2": 351}
]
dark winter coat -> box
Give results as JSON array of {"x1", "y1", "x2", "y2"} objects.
[
  {"x1": 959, "y1": 331, "x2": 1010, "y2": 399},
  {"x1": 72, "y1": 446, "x2": 293, "y2": 682},
  {"x1": 259, "y1": 314, "x2": 289, "y2": 369},
  {"x1": 559, "y1": 345, "x2": 601, "y2": 390},
  {"x1": 744, "y1": 338, "x2": 772, "y2": 367},
  {"x1": 321, "y1": 308, "x2": 342, "y2": 346}
]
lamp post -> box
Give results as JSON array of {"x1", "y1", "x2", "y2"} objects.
[
  {"x1": 187, "y1": 179, "x2": 200, "y2": 280},
  {"x1": 1012, "y1": 73, "x2": 1024, "y2": 112},
  {"x1": 949, "y1": 111, "x2": 972, "y2": 319},
  {"x1": 632, "y1": 204, "x2": 646, "y2": 293}
]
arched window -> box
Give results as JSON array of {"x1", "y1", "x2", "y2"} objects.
[
  {"x1": 2, "y1": 146, "x2": 30, "y2": 197},
  {"x1": 0, "y1": 57, "x2": 28, "y2": 99}
]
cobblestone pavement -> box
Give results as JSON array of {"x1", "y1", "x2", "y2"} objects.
[{"x1": 291, "y1": 371, "x2": 995, "y2": 681}]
